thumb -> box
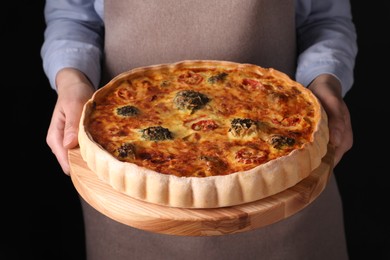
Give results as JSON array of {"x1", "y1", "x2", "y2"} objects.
[
  {"x1": 63, "y1": 124, "x2": 79, "y2": 149},
  {"x1": 62, "y1": 100, "x2": 84, "y2": 149}
]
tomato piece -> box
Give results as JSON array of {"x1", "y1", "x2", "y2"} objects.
[
  {"x1": 116, "y1": 87, "x2": 135, "y2": 101},
  {"x1": 191, "y1": 120, "x2": 218, "y2": 131},
  {"x1": 178, "y1": 71, "x2": 203, "y2": 85},
  {"x1": 242, "y1": 78, "x2": 264, "y2": 90},
  {"x1": 235, "y1": 148, "x2": 268, "y2": 164}
]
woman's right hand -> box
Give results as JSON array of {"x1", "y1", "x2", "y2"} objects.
[{"x1": 46, "y1": 68, "x2": 95, "y2": 175}]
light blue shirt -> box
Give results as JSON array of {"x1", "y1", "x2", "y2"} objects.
[{"x1": 41, "y1": 0, "x2": 357, "y2": 97}]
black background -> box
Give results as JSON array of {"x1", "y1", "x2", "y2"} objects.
[{"x1": 7, "y1": 0, "x2": 390, "y2": 259}]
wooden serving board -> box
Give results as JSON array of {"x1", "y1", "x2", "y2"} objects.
[{"x1": 69, "y1": 145, "x2": 334, "y2": 236}]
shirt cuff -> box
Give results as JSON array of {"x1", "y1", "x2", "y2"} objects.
[{"x1": 43, "y1": 46, "x2": 101, "y2": 91}]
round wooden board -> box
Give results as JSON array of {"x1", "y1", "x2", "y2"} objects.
[{"x1": 69, "y1": 145, "x2": 333, "y2": 236}]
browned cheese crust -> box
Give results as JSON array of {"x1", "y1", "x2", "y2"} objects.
[{"x1": 78, "y1": 60, "x2": 329, "y2": 208}]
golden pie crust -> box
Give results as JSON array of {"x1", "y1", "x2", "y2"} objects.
[{"x1": 78, "y1": 60, "x2": 329, "y2": 208}]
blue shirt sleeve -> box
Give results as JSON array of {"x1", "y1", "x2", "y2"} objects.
[
  {"x1": 41, "y1": 0, "x2": 358, "y2": 97},
  {"x1": 41, "y1": 0, "x2": 104, "y2": 90},
  {"x1": 295, "y1": 0, "x2": 358, "y2": 97}
]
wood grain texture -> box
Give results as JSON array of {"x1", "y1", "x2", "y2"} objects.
[{"x1": 69, "y1": 145, "x2": 334, "y2": 236}]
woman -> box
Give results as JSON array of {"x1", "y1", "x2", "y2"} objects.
[{"x1": 41, "y1": 0, "x2": 357, "y2": 259}]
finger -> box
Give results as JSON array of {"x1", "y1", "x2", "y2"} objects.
[
  {"x1": 328, "y1": 105, "x2": 353, "y2": 167},
  {"x1": 53, "y1": 145, "x2": 71, "y2": 175},
  {"x1": 47, "y1": 111, "x2": 71, "y2": 175},
  {"x1": 62, "y1": 101, "x2": 84, "y2": 149}
]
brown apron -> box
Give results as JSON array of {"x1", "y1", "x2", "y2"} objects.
[
  {"x1": 80, "y1": 1, "x2": 349, "y2": 259},
  {"x1": 101, "y1": 0, "x2": 297, "y2": 83}
]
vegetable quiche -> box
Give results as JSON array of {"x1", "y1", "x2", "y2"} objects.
[{"x1": 78, "y1": 60, "x2": 329, "y2": 208}]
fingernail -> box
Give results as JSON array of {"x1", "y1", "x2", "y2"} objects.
[{"x1": 64, "y1": 133, "x2": 76, "y2": 147}]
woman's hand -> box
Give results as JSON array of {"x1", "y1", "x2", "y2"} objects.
[
  {"x1": 308, "y1": 74, "x2": 353, "y2": 166},
  {"x1": 46, "y1": 68, "x2": 95, "y2": 175}
]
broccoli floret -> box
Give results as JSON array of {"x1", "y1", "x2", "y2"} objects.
[
  {"x1": 229, "y1": 118, "x2": 257, "y2": 137},
  {"x1": 116, "y1": 142, "x2": 135, "y2": 159},
  {"x1": 116, "y1": 105, "x2": 139, "y2": 116},
  {"x1": 208, "y1": 72, "x2": 228, "y2": 84},
  {"x1": 269, "y1": 135, "x2": 295, "y2": 149},
  {"x1": 141, "y1": 126, "x2": 173, "y2": 141},
  {"x1": 173, "y1": 90, "x2": 210, "y2": 112}
]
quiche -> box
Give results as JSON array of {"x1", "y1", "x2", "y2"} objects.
[{"x1": 78, "y1": 60, "x2": 329, "y2": 208}]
